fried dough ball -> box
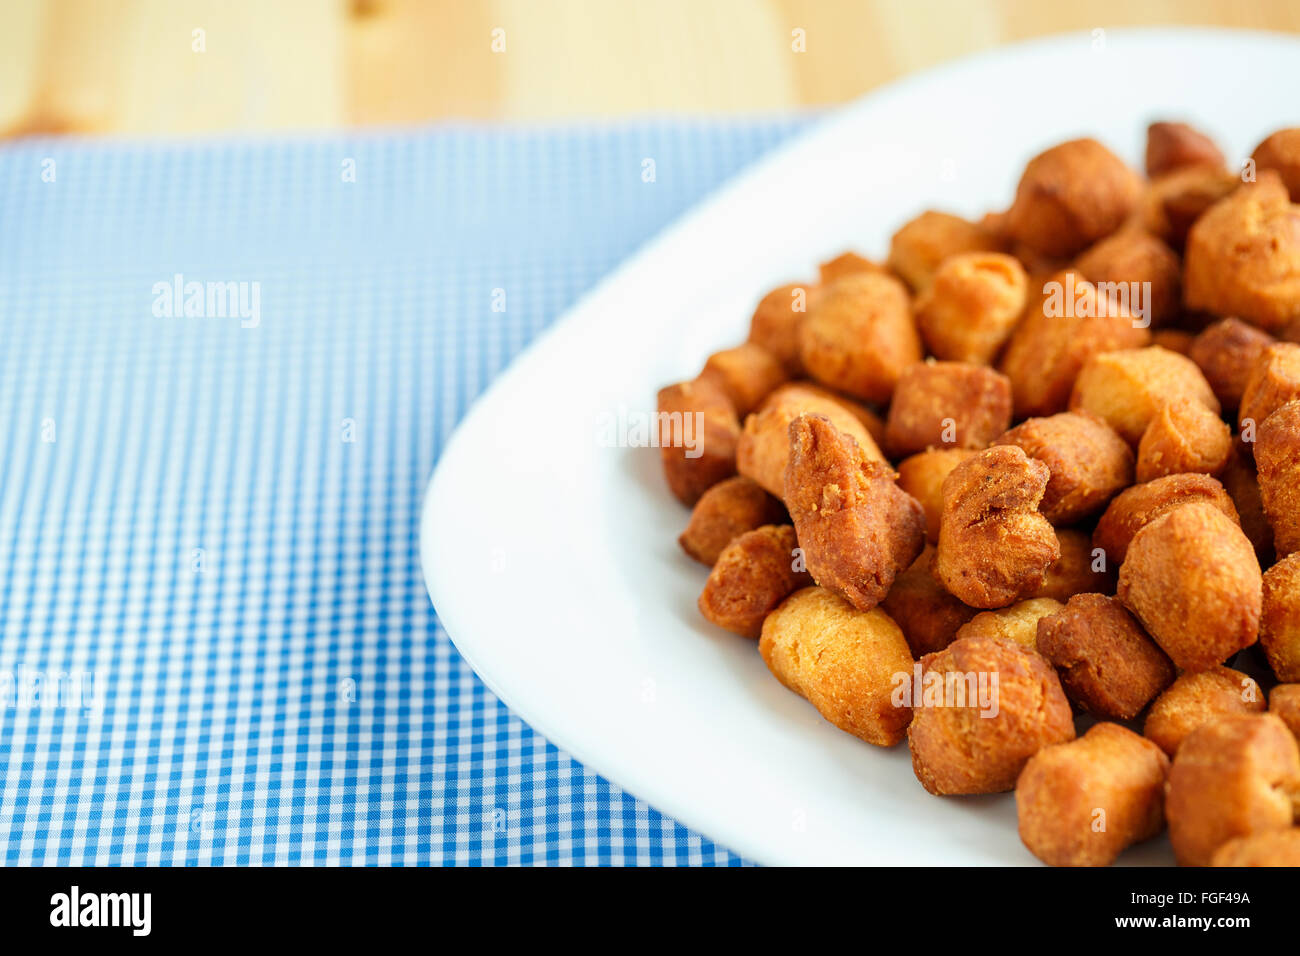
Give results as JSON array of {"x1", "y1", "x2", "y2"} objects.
[
  {"x1": 656, "y1": 377, "x2": 742, "y2": 506},
  {"x1": 736, "y1": 383, "x2": 885, "y2": 497},
  {"x1": 1212, "y1": 828, "x2": 1300, "y2": 866},
  {"x1": 818, "y1": 250, "x2": 887, "y2": 285},
  {"x1": 784, "y1": 414, "x2": 926, "y2": 612},
  {"x1": 697, "y1": 525, "x2": 811, "y2": 638},
  {"x1": 1252, "y1": 128, "x2": 1300, "y2": 202},
  {"x1": 1037, "y1": 594, "x2": 1174, "y2": 720},
  {"x1": 1005, "y1": 138, "x2": 1142, "y2": 259},
  {"x1": 992, "y1": 411, "x2": 1133, "y2": 525},
  {"x1": 1184, "y1": 172, "x2": 1300, "y2": 334},
  {"x1": 1135, "y1": 399, "x2": 1233, "y2": 482},
  {"x1": 887, "y1": 210, "x2": 1002, "y2": 292},
  {"x1": 1151, "y1": 329, "x2": 1194, "y2": 355},
  {"x1": 1069, "y1": 346, "x2": 1220, "y2": 446},
  {"x1": 1256, "y1": 401, "x2": 1300, "y2": 557},
  {"x1": 1117, "y1": 502, "x2": 1262, "y2": 671},
  {"x1": 1239, "y1": 343, "x2": 1300, "y2": 441},
  {"x1": 1221, "y1": 449, "x2": 1275, "y2": 565},
  {"x1": 1262, "y1": 552, "x2": 1300, "y2": 682},
  {"x1": 1093, "y1": 473, "x2": 1239, "y2": 566},
  {"x1": 1143, "y1": 667, "x2": 1266, "y2": 757},
  {"x1": 881, "y1": 547, "x2": 979, "y2": 657},
  {"x1": 678, "y1": 476, "x2": 786, "y2": 566},
  {"x1": 1074, "y1": 228, "x2": 1181, "y2": 328},
  {"x1": 1028, "y1": 529, "x2": 1117, "y2": 600},
  {"x1": 698, "y1": 342, "x2": 789, "y2": 417},
  {"x1": 1270, "y1": 684, "x2": 1300, "y2": 739},
  {"x1": 1016, "y1": 723, "x2": 1169, "y2": 867},
  {"x1": 884, "y1": 361, "x2": 1013, "y2": 457},
  {"x1": 1166, "y1": 714, "x2": 1300, "y2": 866},
  {"x1": 896, "y1": 448, "x2": 978, "y2": 545},
  {"x1": 913, "y1": 252, "x2": 1028, "y2": 364},
  {"x1": 999, "y1": 271, "x2": 1152, "y2": 418},
  {"x1": 1145, "y1": 121, "x2": 1226, "y2": 177},
  {"x1": 748, "y1": 283, "x2": 816, "y2": 375},
  {"x1": 1189, "y1": 318, "x2": 1275, "y2": 412},
  {"x1": 935, "y1": 446, "x2": 1061, "y2": 609},
  {"x1": 1140, "y1": 164, "x2": 1239, "y2": 250},
  {"x1": 907, "y1": 635, "x2": 1075, "y2": 795},
  {"x1": 799, "y1": 272, "x2": 922, "y2": 403},
  {"x1": 955, "y1": 597, "x2": 1064, "y2": 649},
  {"x1": 760, "y1": 586, "x2": 914, "y2": 746}
]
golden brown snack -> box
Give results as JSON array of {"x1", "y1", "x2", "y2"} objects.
[
  {"x1": 1037, "y1": 594, "x2": 1174, "y2": 720},
  {"x1": 884, "y1": 361, "x2": 1013, "y2": 457},
  {"x1": 907, "y1": 635, "x2": 1075, "y2": 795},
  {"x1": 887, "y1": 210, "x2": 1002, "y2": 292},
  {"x1": 784, "y1": 414, "x2": 926, "y2": 612},
  {"x1": 1074, "y1": 228, "x2": 1181, "y2": 328},
  {"x1": 1212, "y1": 828, "x2": 1300, "y2": 866},
  {"x1": 1270, "y1": 684, "x2": 1300, "y2": 739},
  {"x1": 1262, "y1": 552, "x2": 1300, "y2": 682},
  {"x1": 1093, "y1": 473, "x2": 1240, "y2": 566},
  {"x1": 697, "y1": 525, "x2": 810, "y2": 639},
  {"x1": 677, "y1": 476, "x2": 786, "y2": 566},
  {"x1": 1005, "y1": 138, "x2": 1142, "y2": 258},
  {"x1": 1117, "y1": 501, "x2": 1262, "y2": 671},
  {"x1": 1252, "y1": 127, "x2": 1300, "y2": 202},
  {"x1": 736, "y1": 383, "x2": 885, "y2": 497},
  {"x1": 913, "y1": 252, "x2": 1028, "y2": 365},
  {"x1": 1135, "y1": 399, "x2": 1233, "y2": 482},
  {"x1": 896, "y1": 448, "x2": 978, "y2": 545},
  {"x1": 656, "y1": 377, "x2": 742, "y2": 506},
  {"x1": 1184, "y1": 172, "x2": 1300, "y2": 334},
  {"x1": 760, "y1": 586, "x2": 914, "y2": 746},
  {"x1": 993, "y1": 411, "x2": 1133, "y2": 525},
  {"x1": 1238, "y1": 342, "x2": 1300, "y2": 438},
  {"x1": 1069, "y1": 346, "x2": 1220, "y2": 446},
  {"x1": 748, "y1": 282, "x2": 815, "y2": 375},
  {"x1": 1145, "y1": 121, "x2": 1226, "y2": 177},
  {"x1": 935, "y1": 446, "x2": 1060, "y2": 609},
  {"x1": 1140, "y1": 164, "x2": 1239, "y2": 250},
  {"x1": 698, "y1": 342, "x2": 788, "y2": 418},
  {"x1": 1016, "y1": 723, "x2": 1169, "y2": 867},
  {"x1": 1221, "y1": 448, "x2": 1275, "y2": 565},
  {"x1": 998, "y1": 271, "x2": 1152, "y2": 418},
  {"x1": 881, "y1": 547, "x2": 979, "y2": 657},
  {"x1": 1028, "y1": 529, "x2": 1117, "y2": 600},
  {"x1": 1189, "y1": 317, "x2": 1275, "y2": 411},
  {"x1": 1256, "y1": 401, "x2": 1300, "y2": 557},
  {"x1": 955, "y1": 597, "x2": 1063, "y2": 649},
  {"x1": 1143, "y1": 667, "x2": 1266, "y2": 757},
  {"x1": 818, "y1": 250, "x2": 887, "y2": 285},
  {"x1": 1151, "y1": 329, "x2": 1194, "y2": 355},
  {"x1": 1166, "y1": 714, "x2": 1300, "y2": 866},
  {"x1": 799, "y1": 272, "x2": 922, "y2": 403}
]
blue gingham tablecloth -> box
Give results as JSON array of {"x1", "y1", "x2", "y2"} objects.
[{"x1": 0, "y1": 116, "x2": 809, "y2": 865}]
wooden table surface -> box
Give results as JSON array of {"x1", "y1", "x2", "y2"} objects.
[{"x1": 3, "y1": 0, "x2": 1298, "y2": 137}]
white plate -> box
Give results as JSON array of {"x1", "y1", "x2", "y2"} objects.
[{"x1": 422, "y1": 28, "x2": 1300, "y2": 865}]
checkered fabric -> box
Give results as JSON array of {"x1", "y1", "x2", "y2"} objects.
[{"x1": 0, "y1": 117, "x2": 808, "y2": 865}]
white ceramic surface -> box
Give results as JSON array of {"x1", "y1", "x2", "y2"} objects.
[{"x1": 422, "y1": 28, "x2": 1300, "y2": 865}]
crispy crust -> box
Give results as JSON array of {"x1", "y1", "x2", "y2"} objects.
[
  {"x1": 888, "y1": 211, "x2": 1002, "y2": 292},
  {"x1": 1189, "y1": 317, "x2": 1275, "y2": 411},
  {"x1": 1140, "y1": 165, "x2": 1238, "y2": 250},
  {"x1": 1028, "y1": 529, "x2": 1117, "y2": 600},
  {"x1": 1252, "y1": 127, "x2": 1300, "y2": 202},
  {"x1": 993, "y1": 411, "x2": 1133, "y2": 525},
  {"x1": 697, "y1": 525, "x2": 811, "y2": 638},
  {"x1": 1135, "y1": 399, "x2": 1233, "y2": 482},
  {"x1": 935, "y1": 446, "x2": 1060, "y2": 609},
  {"x1": 1070, "y1": 346, "x2": 1220, "y2": 447},
  {"x1": 896, "y1": 448, "x2": 978, "y2": 545},
  {"x1": 1262, "y1": 552, "x2": 1300, "y2": 682},
  {"x1": 881, "y1": 547, "x2": 979, "y2": 657},
  {"x1": 1016, "y1": 723, "x2": 1169, "y2": 867},
  {"x1": 884, "y1": 361, "x2": 1013, "y2": 457},
  {"x1": 1143, "y1": 666, "x2": 1266, "y2": 757},
  {"x1": 1212, "y1": 827, "x2": 1300, "y2": 866},
  {"x1": 1255, "y1": 400, "x2": 1300, "y2": 557},
  {"x1": 1075, "y1": 228, "x2": 1181, "y2": 328},
  {"x1": 956, "y1": 597, "x2": 1064, "y2": 649},
  {"x1": 698, "y1": 342, "x2": 789, "y2": 417},
  {"x1": 907, "y1": 635, "x2": 1075, "y2": 795},
  {"x1": 1270, "y1": 683, "x2": 1300, "y2": 740},
  {"x1": 656, "y1": 377, "x2": 742, "y2": 506},
  {"x1": 1239, "y1": 342, "x2": 1300, "y2": 439},
  {"x1": 678, "y1": 476, "x2": 787, "y2": 566},
  {"x1": 1037, "y1": 594, "x2": 1174, "y2": 721},
  {"x1": 784, "y1": 414, "x2": 926, "y2": 612},
  {"x1": 760, "y1": 586, "x2": 914, "y2": 746},
  {"x1": 1145, "y1": 121, "x2": 1225, "y2": 177},
  {"x1": 914, "y1": 252, "x2": 1027, "y2": 365},
  {"x1": 1093, "y1": 473, "x2": 1239, "y2": 566},
  {"x1": 748, "y1": 283, "x2": 816, "y2": 375}
]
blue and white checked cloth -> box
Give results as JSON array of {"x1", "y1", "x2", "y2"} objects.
[{"x1": 0, "y1": 117, "x2": 809, "y2": 865}]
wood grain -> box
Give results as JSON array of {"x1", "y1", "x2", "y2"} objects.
[{"x1": 3, "y1": 0, "x2": 1297, "y2": 137}]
